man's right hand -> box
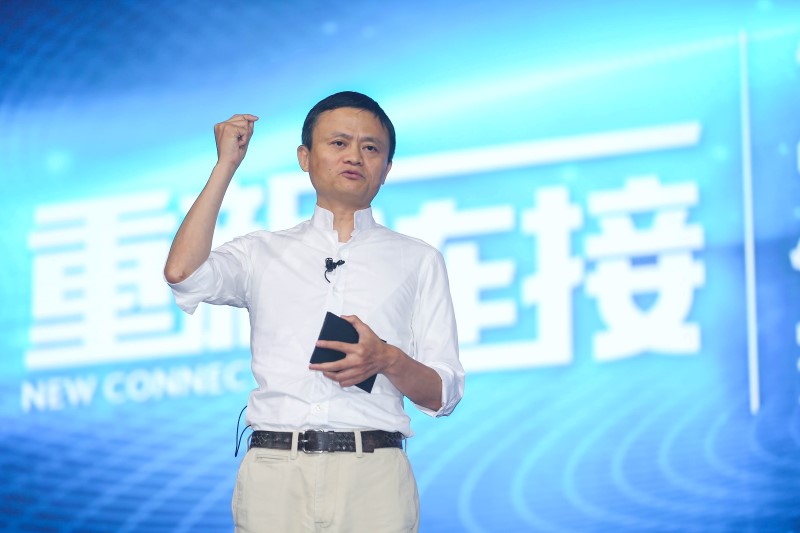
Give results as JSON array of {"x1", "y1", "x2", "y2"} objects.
[
  {"x1": 164, "y1": 113, "x2": 259, "y2": 284},
  {"x1": 214, "y1": 114, "x2": 259, "y2": 170}
]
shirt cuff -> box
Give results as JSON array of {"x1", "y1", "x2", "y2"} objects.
[
  {"x1": 165, "y1": 261, "x2": 215, "y2": 315},
  {"x1": 413, "y1": 363, "x2": 464, "y2": 418}
]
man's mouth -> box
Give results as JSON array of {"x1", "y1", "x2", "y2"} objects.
[{"x1": 341, "y1": 170, "x2": 363, "y2": 180}]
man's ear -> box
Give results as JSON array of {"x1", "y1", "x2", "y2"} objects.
[
  {"x1": 381, "y1": 161, "x2": 392, "y2": 185},
  {"x1": 297, "y1": 145, "x2": 309, "y2": 172}
]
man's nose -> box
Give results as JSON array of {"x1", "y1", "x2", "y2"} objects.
[{"x1": 344, "y1": 145, "x2": 363, "y2": 165}]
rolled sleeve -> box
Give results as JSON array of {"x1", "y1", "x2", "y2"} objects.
[
  {"x1": 411, "y1": 250, "x2": 465, "y2": 417},
  {"x1": 166, "y1": 234, "x2": 254, "y2": 314},
  {"x1": 415, "y1": 361, "x2": 465, "y2": 417},
  {"x1": 167, "y1": 260, "x2": 216, "y2": 314}
]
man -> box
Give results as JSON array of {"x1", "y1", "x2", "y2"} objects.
[{"x1": 164, "y1": 91, "x2": 464, "y2": 532}]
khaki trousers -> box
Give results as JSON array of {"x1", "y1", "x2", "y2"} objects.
[{"x1": 232, "y1": 433, "x2": 419, "y2": 533}]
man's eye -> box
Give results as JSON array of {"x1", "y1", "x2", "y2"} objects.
[
  {"x1": 365, "y1": 145, "x2": 377, "y2": 152},
  {"x1": 332, "y1": 140, "x2": 345, "y2": 147}
]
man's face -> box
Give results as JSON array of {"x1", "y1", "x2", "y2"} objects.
[{"x1": 297, "y1": 107, "x2": 392, "y2": 212}]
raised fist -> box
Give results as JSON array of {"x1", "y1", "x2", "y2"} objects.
[{"x1": 213, "y1": 113, "x2": 259, "y2": 169}]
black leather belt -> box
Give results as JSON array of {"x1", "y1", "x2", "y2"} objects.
[{"x1": 249, "y1": 430, "x2": 404, "y2": 453}]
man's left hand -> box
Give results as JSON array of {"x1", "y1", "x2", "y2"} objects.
[{"x1": 309, "y1": 315, "x2": 398, "y2": 388}]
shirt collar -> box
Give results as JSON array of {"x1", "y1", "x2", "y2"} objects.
[{"x1": 310, "y1": 205, "x2": 378, "y2": 236}]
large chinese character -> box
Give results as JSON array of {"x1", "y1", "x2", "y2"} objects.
[
  {"x1": 27, "y1": 192, "x2": 202, "y2": 370},
  {"x1": 395, "y1": 200, "x2": 516, "y2": 345},
  {"x1": 519, "y1": 186, "x2": 584, "y2": 365},
  {"x1": 585, "y1": 176, "x2": 705, "y2": 360}
]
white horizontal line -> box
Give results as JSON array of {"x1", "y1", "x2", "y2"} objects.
[
  {"x1": 391, "y1": 122, "x2": 702, "y2": 181},
  {"x1": 25, "y1": 340, "x2": 202, "y2": 370},
  {"x1": 460, "y1": 342, "x2": 571, "y2": 372}
]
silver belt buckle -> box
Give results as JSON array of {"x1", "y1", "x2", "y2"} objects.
[{"x1": 299, "y1": 430, "x2": 326, "y2": 453}]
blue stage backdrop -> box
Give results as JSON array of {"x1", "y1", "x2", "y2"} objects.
[{"x1": 2, "y1": 1, "x2": 800, "y2": 531}]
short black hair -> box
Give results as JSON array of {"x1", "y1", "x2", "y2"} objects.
[{"x1": 301, "y1": 91, "x2": 396, "y2": 162}]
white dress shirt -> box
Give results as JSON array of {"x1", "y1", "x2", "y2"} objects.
[{"x1": 168, "y1": 205, "x2": 464, "y2": 436}]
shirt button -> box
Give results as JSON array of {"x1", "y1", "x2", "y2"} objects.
[{"x1": 314, "y1": 404, "x2": 322, "y2": 412}]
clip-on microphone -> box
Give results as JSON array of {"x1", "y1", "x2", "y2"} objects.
[{"x1": 324, "y1": 257, "x2": 345, "y2": 283}]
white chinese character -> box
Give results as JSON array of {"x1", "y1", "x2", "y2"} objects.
[
  {"x1": 27, "y1": 192, "x2": 203, "y2": 370},
  {"x1": 395, "y1": 199, "x2": 516, "y2": 344},
  {"x1": 519, "y1": 187, "x2": 584, "y2": 365},
  {"x1": 585, "y1": 176, "x2": 705, "y2": 360}
]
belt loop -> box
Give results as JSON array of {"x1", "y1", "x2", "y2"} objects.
[
  {"x1": 354, "y1": 430, "x2": 363, "y2": 458},
  {"x1": 290, "y1": 431, "x2": 299, "y2": 460}
]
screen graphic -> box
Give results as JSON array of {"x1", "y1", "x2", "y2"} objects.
[{"x1": 1, "y1": 2, "x2": 799, "y2": 531}]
